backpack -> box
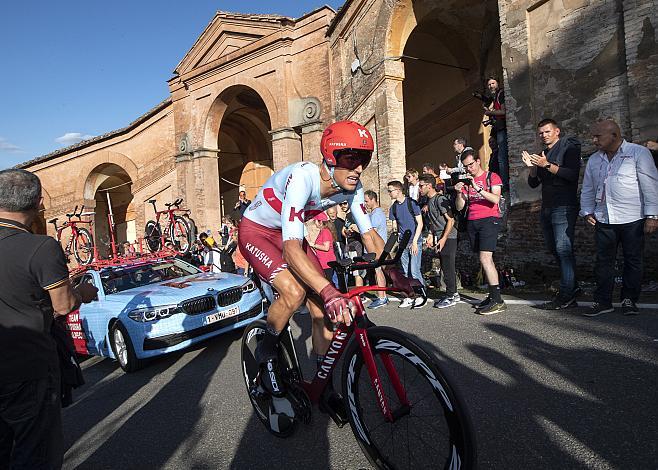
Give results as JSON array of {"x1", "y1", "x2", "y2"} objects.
[
  {"x1": 390, "y1": 197, "x2": 418, "y2": 228},
  {"x1": 453, "y1": 193, "x2": 468, "y2": 232},
  {"x1": 220, "y1": 243, "x2": 237, "y2": 273},
  {"x1": 485, "y1": 172, "x2": 506, "y2": 218}
]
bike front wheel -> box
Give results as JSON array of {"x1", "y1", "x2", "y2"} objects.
[
  {"x1": 170, "y1": 215, "x2": 191, "y2": 254},
  {"x1": 342, "y1": 326, "x2": 476, "y2": 469},
  {"x1": 73, "y1": 228, "x2": 94, "y2": 265}
]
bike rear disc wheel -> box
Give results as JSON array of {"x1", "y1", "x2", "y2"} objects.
[
  {"x1": 144, "y1": 220, "x2": 162, "y2": 252},
  {"x1": 342, "y1": 326, "x2": 476, "y2": 469},
  {"x1": 170, "y1": 216, "x2": 191, "y2": 254},
  {"x1": 73, "y1": 228, "x2": 94, "y2": 265},
  {"x1": 241, "y1": 320, "x2": 299, "y2": 438}
]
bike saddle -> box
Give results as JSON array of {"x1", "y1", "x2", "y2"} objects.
[
  {"x1": 65, "y1": 213, "x2": 74, "y2": 218},
  {"x1": 164, "y1": 202, "x2": 173, "y2": 207},
  {"x1": 147, "y1": 199, "x2": 156, "y2": 204},
  {"x1": 48, "y1": 218, "x2": 58, "y2": 224}
]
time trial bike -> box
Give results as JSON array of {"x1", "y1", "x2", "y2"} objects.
[
  {"x1": 241, "y1": 231, "x2": 476, "y2": 469},
  {"x1": 144, "y1": 198, "x2": 192, "y2": 254},
  {"x1": 49, "y1": 205, "x2": 95, "y2": 265}
]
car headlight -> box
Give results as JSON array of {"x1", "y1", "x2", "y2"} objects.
[
  {"x1": 242, "y1": 280, "x2": 257, "y2": 293},
  {"x1": 128, "y1": 305, "x2": 181, "y2": 322}
]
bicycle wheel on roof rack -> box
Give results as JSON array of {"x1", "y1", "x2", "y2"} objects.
[
  {"x1": 170, "y1": 215, "x2": 191, "y2": 254},
  {"x1": 144, "y1": 220, "x2": 162, "y2": 252},
  {"x1": 342, "y1": 326, "x2": 476, "y2": 469},
  {"x1": 73, "y1": 228, "x2": 94, "y2": 265}
]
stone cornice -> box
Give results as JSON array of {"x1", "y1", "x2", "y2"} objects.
[
  {"x1": 270, "y1": 127, "x2": 301, "y2": 141},
  {"x1": 17, "y1": 100, "x2": 173, "y2": 171}
]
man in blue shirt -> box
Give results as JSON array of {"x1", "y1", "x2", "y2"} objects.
[
  {"x1": 365, "y1": 190, "x2": 389, "y2": 309},
  {"x1": 388, "y1": 180, "x2": 425, "y2": 308}
]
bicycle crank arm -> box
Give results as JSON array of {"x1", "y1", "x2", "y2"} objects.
[{"x1": 319, "y1": 396, "x2": 348, "y2": 428}]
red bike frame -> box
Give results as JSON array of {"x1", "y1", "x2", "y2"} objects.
[
  {"x1": 299, "y1": 285, "x2": 411, "y2": 422},
  {"x1": 147, "y1": 198, "x2": 189, "y2": 247},
  {"x1": 294, "y1": 230, "x2": 422, "y2": 422},
  {"x1": 50, "y1": 205, "x2": 96, "y2": 261}
]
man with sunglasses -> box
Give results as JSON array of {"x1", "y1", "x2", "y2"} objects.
[{"x1": 238, "y1": 120, "x2": 417, "y2": 418}]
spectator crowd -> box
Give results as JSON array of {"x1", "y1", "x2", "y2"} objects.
[{"x1": 187, "y1": 80, "x2": 658, "y2": 319}]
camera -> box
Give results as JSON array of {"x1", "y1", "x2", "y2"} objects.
[
  {"x1": 472, "y1": 90, "x2": 492, "y2": 105},
  {"x1": 482, "y1": 118, "x2": 495, "y2": 127},
  {"x1": 450, "y1": 171, "x2": 472, "y2": 186}
]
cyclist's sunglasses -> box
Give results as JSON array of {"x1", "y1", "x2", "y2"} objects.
[{"x1": 333, "y1": 149, "x2": 372, "y2": 171}]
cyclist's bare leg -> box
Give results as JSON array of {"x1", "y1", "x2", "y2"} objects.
[
  {"x1": 306, "y1": 296, "x2": 332, "y2": 356},
  {"x1": 269, "y1": 269, "x2": 307, "y2": 332}
]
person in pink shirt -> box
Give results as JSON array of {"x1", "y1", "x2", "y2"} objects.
[
  {"x1": 306, "y1": 211, "x2": 337, "y2": 283},
  {"x1": 454, "y1": 149, "x2": 506, "y2": 315}
]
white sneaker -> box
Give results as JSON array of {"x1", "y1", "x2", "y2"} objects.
[
  {"x1": 398, "y1": 298, "x2": 414, "y2": 308},
  {"x1": 412, "y1": 297, "x2": 426, "y2": 308}
]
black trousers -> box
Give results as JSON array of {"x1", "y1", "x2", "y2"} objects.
[
  {"x1": 439, "y1": 238, "x2": 458, "y2": 296},
  {"x1": 0, "y1": 374, "x2": 63, "y2": 470},
  {"x1": 594, "y1": 219, "x2": 644, "y2": 304}
]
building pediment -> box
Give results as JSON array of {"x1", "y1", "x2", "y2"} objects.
[{"x1": 174, "y1": 12, "x2": 292, "y2": 76}]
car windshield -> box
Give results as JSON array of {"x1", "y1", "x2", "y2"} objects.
[{"x1": 100, "y1": 259, "x2": 200, "y2": 294}]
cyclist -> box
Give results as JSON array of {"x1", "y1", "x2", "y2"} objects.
[{"x1": 238, "y1": 120, "x2": 416, "y2": 416}]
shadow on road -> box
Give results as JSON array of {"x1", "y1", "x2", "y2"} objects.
[
  {"x1": 229, "y1": 312, "x2": 337, "y2": 470},
  {"x1": 405, "y1": 315, "x2": 658, "y2": 468},
  {"x1": 63, "y1": 329, "x2": 241, "y2": 469}
]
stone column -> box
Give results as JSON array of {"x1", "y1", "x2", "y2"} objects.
[
  {"x1": 300, "y1": 121, "x2": 324, "y2": 164},
  {"x1": 622, "y1": 0, "x2": 658, "y2": 142},
  {"x1": 270, "y1": 127, "x2": 302, "y2": 171},
  {"x1": 175, "y1": 148, "x2": 222, "y2": 234},
  {"x1": 375, "y1": 61, "x2": 408, "y2": 215}
]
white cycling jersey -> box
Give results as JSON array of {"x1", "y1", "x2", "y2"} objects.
[{"x1": 243, "y1": 162, "x2": 373, "y2": 242}]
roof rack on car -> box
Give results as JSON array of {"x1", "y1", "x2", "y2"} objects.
[{"x1": 68, "y1": 248, "x2": 181, "y2": 278}]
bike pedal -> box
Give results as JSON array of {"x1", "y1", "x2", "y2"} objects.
[{"x1": 319, "y1": 394, "x2": 349, "y2": 428}]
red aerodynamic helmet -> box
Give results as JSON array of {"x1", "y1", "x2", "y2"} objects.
[{"x1": 320, "y1": 120, "x2": 375, "y2": 167}]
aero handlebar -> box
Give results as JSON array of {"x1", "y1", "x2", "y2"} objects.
[{"x1": 327, "y1": 230, "x2": 427, "y2": 307}]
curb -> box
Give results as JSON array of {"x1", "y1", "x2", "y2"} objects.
[{"x1": 384, "y1": 296, "x2": 658, "y2": 310}]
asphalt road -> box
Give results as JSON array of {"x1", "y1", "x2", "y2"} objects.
[{"x1": 62, "y1": 298, "x2": 658, "y2": 470}]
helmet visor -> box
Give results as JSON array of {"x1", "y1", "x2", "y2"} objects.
[{"x1": 333, "y1": 149, "x2": 372, "y2": 171}]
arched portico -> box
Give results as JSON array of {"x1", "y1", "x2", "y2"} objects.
[
  {"x1": 386, "y1": 0, "x2": 503, "y2": 172},
  {"x1": 82, "y1": 163, "x2": 134, "y2": 256},
  {"x1": 214, "y1": 85, "x2": 273, "y2": 219}
]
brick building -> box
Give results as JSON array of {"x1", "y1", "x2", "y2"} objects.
[{"x1": 19, "y1": 0, "x2": 657, "y2": 277}]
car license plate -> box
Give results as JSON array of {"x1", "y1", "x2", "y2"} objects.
[{"x1": 205, "y1": 306, "x2": 240, "y2": 325}]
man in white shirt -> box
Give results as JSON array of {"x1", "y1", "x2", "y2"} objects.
[
  {"x1": 405, "y1": 169, "x2": 420, "y2": 201},
  {"x1": 580, "y1": 119, "x2": 658, "y2": 316}
]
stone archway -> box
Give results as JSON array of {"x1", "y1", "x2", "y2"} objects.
[
  {"x1": 388, "y1": 0, "x2": 503, "y2": 171},
  {"x1": 213, "y1": 85, "x2": 274, "y2": 219},
  {"x1": 83, "y1": 163, "x2": 134, "y2": 257}
]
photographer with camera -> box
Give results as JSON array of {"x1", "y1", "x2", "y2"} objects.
[
  {"x1": 474, "y1": 78, "x2": 509, "y2": 191},
  {"x1": 453, "y1": 150, "x2": 506, "y2": 315}
]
